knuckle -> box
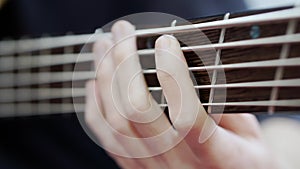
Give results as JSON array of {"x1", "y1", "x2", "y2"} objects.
[
  {"x1": 128, "y1": 90, "x2": 150, "y2": 113},
  {"x1": 173, "y1": 115, "x2": 195, "y2": 133},
  {"x1": 107, "y1": 115, "x2": 130, "y2": 135},
  {"x1": 122, "y1": 106, "x2": 139, "y2": 120}
]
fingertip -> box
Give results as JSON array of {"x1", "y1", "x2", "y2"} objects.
[
  {"x1": 93, "y1": 37, "x2": 113, "y2": 57},
  {"x1": 155, "y1": 35, "x2": 170, "y2": 49},
  {"x1": 155, "y1": 35, "x2": 179, "y2": 49},
  {"x1": 155, "y1": 35, "x2": 186, "y2": 67},
  {"x1": 111, "y1": 20, "x2": 135, "y2": 39}
]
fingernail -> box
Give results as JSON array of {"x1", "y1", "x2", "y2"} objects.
[
  {"x1": 164, "y1": 34, "x2": 177, "y2": 41},
  {"x1": 156, "y1": 35, "x2": 178, "y2": 49},
  {"x1": 112, "y1": 20, "x2": 135, "y2": 40},
  {"x1": 156, "y1": 35, "x2": 170, "y2": 48}
]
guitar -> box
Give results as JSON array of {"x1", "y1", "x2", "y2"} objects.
[{"x1": 0, "y1": 5, "x2": 300, "y2": 118}]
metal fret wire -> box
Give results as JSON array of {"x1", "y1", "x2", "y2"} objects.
[
  {"x1": 208, "y1": 13, "x2": 230, "y2": 114},
  {"x1": 268, "y1": 20, "x2": 298, "y2": 114},
  {"x1": 37, "y1": 36, "x2": 51, "y2": 115}
]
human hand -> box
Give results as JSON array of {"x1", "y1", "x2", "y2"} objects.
[{"x1": 85, "y1": 20, "x2": 280, "y2": 169}]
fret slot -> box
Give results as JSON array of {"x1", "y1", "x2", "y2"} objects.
[
  {"x1": 220, "y1": 46, "x2": 281, "y2": 64},
  {"x1": 289, "y1": 44, "x2": 300, "y2": 58},
  {"x1": 224, "y1": 88, "x2": 272, "y2": 102},
  {"x1": 283, "y1": 66, "x2": 300, "y2": 79},
  {"x1": 224, "y1": 20, "x2": 290, "y2": 42},
  {"x1": 278, "y1": 87, "x2": 300, "y2": 100}
]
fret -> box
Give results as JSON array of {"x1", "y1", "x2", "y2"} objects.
[
  {"x1": 208, "y1": 13, "x2": 230, "y2": 114},
  {"x1": 63, "y1": 33, "x2": 76, "y2": 74},
  {"x1": 63, "y1": 33, "x2": 76, "y2": 108},
  {"x1": 5, "y1": 39, "x2": 16, "y2": 117},
  {"x1": 37, "y1": 35, "x2": 52, "y2": 116},
  {"x1": 18, "y1": 49, "x2": 34, "y2": 116},
  {"x1": 268, "y1": 20, "x2": 298, "y2": 114}
]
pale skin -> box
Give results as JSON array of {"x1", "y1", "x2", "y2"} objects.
[{"x1": 84, "y1": 20, "x2": 282, "y2": 169}]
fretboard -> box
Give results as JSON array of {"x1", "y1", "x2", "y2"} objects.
[{"x1": 0, "y1": 6, "x2": 300, "y2": 118}]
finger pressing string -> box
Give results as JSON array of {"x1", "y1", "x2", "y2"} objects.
[
  {"x1": 110, "y1": 21, "x2": 191, "y2": 164},
  {"x1": 93, "y1": 34, "x2": 168, "y2": 168},
  {"x1": 93, "y1": 35, "x2": 153, "y2": 159},
  {"x1": 155, "y1": 34, "x2": 225, "y2": 156}
]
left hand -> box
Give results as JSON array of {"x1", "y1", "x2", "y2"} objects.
[{"x1": 84, "y1": 20, "x2": 280, "y2": 169}]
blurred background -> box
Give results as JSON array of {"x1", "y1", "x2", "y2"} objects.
[{"x1": 0, "y1": 0, "x2": 298, "y2": 169}]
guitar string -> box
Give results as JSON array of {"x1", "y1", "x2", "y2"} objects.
[
  {"x1": 0, "y1": 33, "x2": 300, "y2": 72},
  {"x1": 0, "y1": 57, "x2": 300, "y2": 88},
  {"x1": 1, "y1": 100, "x2": 299, "y2": 109},
  {"x1": 1, "y1": 56, "x2": 299, "y2": 74},
  {"x1": 0, "y1": 79, "x2": 300, "y2": 103},
  {"x1": 0, "y1": 7, "x2": 299, "y2": 55},
  {"x1": 0, "y1": 63, "x2": 300, "y2": 88},
  {"x1": 1, "y1": 99, "x2": 300, "y2": 118}
]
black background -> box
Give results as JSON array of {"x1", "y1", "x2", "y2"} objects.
[{"x1": 0, "y1": 1, "x2": 246, "y2": 169}]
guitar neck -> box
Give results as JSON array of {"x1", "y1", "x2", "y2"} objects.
[{"x1": 0, "y1": 6, "x2": 300, "y2": 118}]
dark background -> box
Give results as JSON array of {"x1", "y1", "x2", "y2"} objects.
[{"x1": 0, "y1": 0, "x2": 247, "y2": 169}]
